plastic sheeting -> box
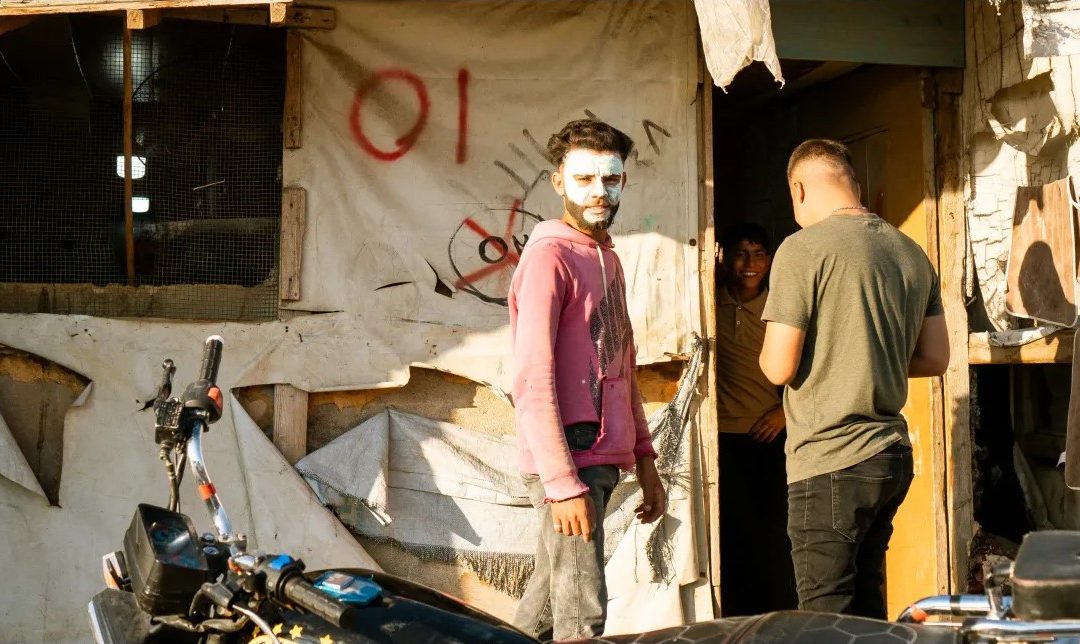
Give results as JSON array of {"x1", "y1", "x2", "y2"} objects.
[
  {"x1": 692, "y1": 0, "x2": 783, "y2": 88},
  {"x1": 297, "y1": 337, "x2": 706, "y2": 634}
]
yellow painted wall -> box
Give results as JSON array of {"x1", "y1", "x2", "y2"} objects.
[{"x1": 796, "y1": 65, "x2": 943, "y2": 618}]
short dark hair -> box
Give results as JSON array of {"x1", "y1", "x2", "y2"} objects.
[
  {"x1": 787, "y1": 138, "x2": 855, "y2": 179},
  {"x1": 720, "y1": 222, "x2": 772, "y2": 259},
  {"x1": 546, "y1": 119, "x2": 635, "y2": 166}
]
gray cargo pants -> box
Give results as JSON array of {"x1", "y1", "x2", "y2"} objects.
[{"x1": 512, "y1": 464, "x2": 620, "y2": 641}]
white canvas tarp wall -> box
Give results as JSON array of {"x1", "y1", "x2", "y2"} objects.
[
  {"x1": 0, "y1": 2, "x2": 708, "y2": 641},
  {"x1": 282, "y1": 0, "x2": 702, "y2": 384}
]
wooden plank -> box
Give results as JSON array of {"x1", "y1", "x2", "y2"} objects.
[
  {"x1": 125, "y1": 8, "x2": 160, "y2": 28},
  {"x1": 920, "y1": 69, "x2": 951, "y2": 595},
  {"x1": 770, "y1": 0, "x2": 964, "y2": 68},
  {"x1": 1004, "y1": 179, "x2": 1078, "y2": 326},
  {"x1": 0, "y1": 0, "x2": 290, "y2": 16},
  {"x1": 279, "y1": 187, "x2": 306, "y2": 301},
  {"x1": 283, "y1": 31, "x2": 303, "y2": 149},
  {"x1": 160, "y1": 4, "x2": 333, "y2": 27},
  {"x1": 122, "y1": 25, "x2": 135, "y2": 286},
  {"x1": 0, "y1": 282, "x2": 276, "y2": 319},
  {"x1": 935, "y1": 74, "x2": 974, "y2": 593},
  {"x1": 968, "y1": 330, "x2": 1075, "y2": 364},
  {"x1": 695, "y1": 67, "x2": 721, "y2": 611},
  {"x1": 268, "y1": 0, "x2": 285, "y2": 23},
  {"x1": 273, "y1": 383, "x2": 307, "y2": 464}
]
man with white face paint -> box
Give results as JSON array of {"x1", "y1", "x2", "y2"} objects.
[{"x1": 509, "y1": 119, "x2": 665, "y2": 640}]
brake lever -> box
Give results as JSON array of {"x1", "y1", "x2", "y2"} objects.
[{"x1": 153, "y1": 359, "x2": 176, "y2": 411}]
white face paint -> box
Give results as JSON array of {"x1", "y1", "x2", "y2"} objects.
[{"x1": 560, "y1": 149, "x2": 624, "y2": 225}]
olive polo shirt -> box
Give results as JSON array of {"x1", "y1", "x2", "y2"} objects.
[{"x1": 716, "y1": 286, "x2": 781, "y2": 434}]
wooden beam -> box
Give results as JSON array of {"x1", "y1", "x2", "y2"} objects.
[
  {"x1": 166, "y1": 5, "x2": 333, "y2": 28},
  {"x1": 122, "y1": 25, "x2": 135, "y2": 286},
  {"x1": 0, "y1": 0, "x2": 292, "y2": 16},
  {"x1": 279, "y1": 187, "x2": 306, "y2": 301},
  {"x1": 268, "y1": 0, "x2": 286, "y2": 23},
  {"x1": 968, "y1": 330, "x2": 1075, "y2": 365},
  {"x1": 0, "y1": 15, "x2": 35, "y2": 35},
  {"x1": 920, "y1": 69, "x2": 951, "y2": 595},
  {"x1": 125, "y1": 8, "x2": 160, "y2": 29},
  {"x1": 695, "y1": 67, "x2": 721, "y2": 612},
  {"x1": 935, "y1": 69, "x2": 973, "y2": 593},
  {"x1": 273, "y1": 383, "x2": 307, "y2": 464},
  {"x1": 283, "y1": 31, "x2": 303, "y2": 149}
]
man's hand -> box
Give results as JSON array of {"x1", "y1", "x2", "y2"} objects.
[
  {"x1": 748, "y1": 405, "x2": 786, "y2": 443},
  {"x1": 635, "y1": 457, "x2": 666, "y2": 523},
  {"x1": 551, "y1": 494, "x2": 596, "y2": 542}
]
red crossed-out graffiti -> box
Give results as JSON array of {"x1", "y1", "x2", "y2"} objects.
[
  {"x1": 349, "y1": 68, "x2": 469, "y2": 164},
  {"x1": 453, "y1": 199, "x2": 522, "y2": 289}
]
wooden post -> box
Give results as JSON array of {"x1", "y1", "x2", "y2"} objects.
[
  {"x1": 122, "y1": 25, "x2": 135, "y2": 286},
  {"x1": 920, "y1": 70, "x2": 951, "y2": 594},
  {"x1": 283, "y1": 31, "x2": 303, "y2": 149},
  {"x1": 273, "y1": 384, "x2": 307, "y2": 464},
  {"x1": 125, "y1": 9, "x2": 160, "y2": 29},
  {"x1": 279, "y1": 187, "x2": 306, "y2": 301},
  {"x1": 935, "y1": 69, "x2": 974, "y2": 593},
  {"x1": 269, "y1": 1, "x2": 288, "y2": 24},
  {"x1": 696, "y1": 69, "x2": 721, "y2": 611}
]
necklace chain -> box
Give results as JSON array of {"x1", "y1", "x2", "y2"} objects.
[{"x1": 830, "y1": 205, "x2": 869, "y2": 216}]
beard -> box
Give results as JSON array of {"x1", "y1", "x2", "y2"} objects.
[{"x1": 564, "y1": 196, "x2": 620, "y2": 233}]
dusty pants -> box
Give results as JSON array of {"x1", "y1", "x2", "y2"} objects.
[{"x1": 512, "y1": 465, "x2": 620, "y2": 641}]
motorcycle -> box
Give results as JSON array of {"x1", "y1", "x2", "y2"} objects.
[{"x1": 88, "y1": 337, "x2": 1080, "y2": 643}]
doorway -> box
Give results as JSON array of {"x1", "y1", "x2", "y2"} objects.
[{"x1": 711, "y1": 61, "x2": 944, "y2": 618}]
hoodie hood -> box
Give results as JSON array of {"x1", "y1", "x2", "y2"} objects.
[{"x1": 526, "y1": 219, "x2": 614, "y2": 250}]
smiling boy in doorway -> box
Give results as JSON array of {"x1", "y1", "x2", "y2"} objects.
[
  {"x1": 716, "y1": 222, "x2": 798, "y2": 616},
  {"x1": 509, "y1": 119, "x2": 666, "y2": 640}
]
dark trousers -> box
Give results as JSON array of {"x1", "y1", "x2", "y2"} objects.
[
  {"x1": 719, "y1": 432, "x2": 797, "y2": 616},
  {"x1": 786, "y1": 443, "x2": 914, "y2": 619},
  {"x1": 512, "y1": 465, "x2": 620, "y2": 641}
]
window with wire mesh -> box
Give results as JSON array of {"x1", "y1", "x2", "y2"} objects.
[{"x1": 0, "y1": 16, "x2": 284, "y2": 320}]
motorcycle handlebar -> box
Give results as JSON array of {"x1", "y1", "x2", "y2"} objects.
[
  {"x1": 199, "y1": 336, "x2": 224, "y2": 384},
  {"x1": 283, "y1": 577, "x2": 358, "y2": 629}
]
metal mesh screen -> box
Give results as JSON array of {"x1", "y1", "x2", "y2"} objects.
[{"x1": 0, "y1": 16, "x2": 284, "y2": 320}]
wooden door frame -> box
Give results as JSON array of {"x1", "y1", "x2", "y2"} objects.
[{"x1": 924, "y1": 67, "x2": 973, "y2": 593}]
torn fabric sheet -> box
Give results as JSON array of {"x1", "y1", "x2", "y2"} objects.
[
  {"x1": 0, "y1": 410, "x2": 47, "y2": 499},
  {"x1": 692, "y1": 0, "x2": 784, "y2": 88},
  {"x1": 298, "y1": 336, "x2": 705, "y2": 633}
]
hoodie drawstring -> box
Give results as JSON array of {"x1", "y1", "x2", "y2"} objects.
[{"x1": 597, "y1": 245, "x2": 608, "y2": 298}]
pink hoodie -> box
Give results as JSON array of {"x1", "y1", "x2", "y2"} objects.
[{"x1": 509, "y1": 220, "x2": 657, "y2": 501}]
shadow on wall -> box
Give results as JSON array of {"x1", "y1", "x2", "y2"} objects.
[{"x1": 1017, "y1": 240, "x2": 1076, "y2": 326}]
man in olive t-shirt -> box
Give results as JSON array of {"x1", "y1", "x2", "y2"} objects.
[{"x1": 759, "y1": 139, "x2": 949, "y2": 619}]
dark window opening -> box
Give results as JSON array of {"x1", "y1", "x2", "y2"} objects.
[{"x1": 0, "y1": 16, "x2": 285, "y2": 320}]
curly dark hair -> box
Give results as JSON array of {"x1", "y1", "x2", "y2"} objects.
[{"x1": 546, "y1": 119, "x2": 635, "y2": 166}]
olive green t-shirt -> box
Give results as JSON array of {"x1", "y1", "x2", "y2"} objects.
[{"x1": 761, "y1": 214, "x2": 943, "y2": 483}]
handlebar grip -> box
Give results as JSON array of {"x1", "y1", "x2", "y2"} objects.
[
  {"x1": 199, "y1": 336, "x2": 224, "y2": 384},
  {"x1": 283, "y1": 577, "x2": 358, "y2": 629}
]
